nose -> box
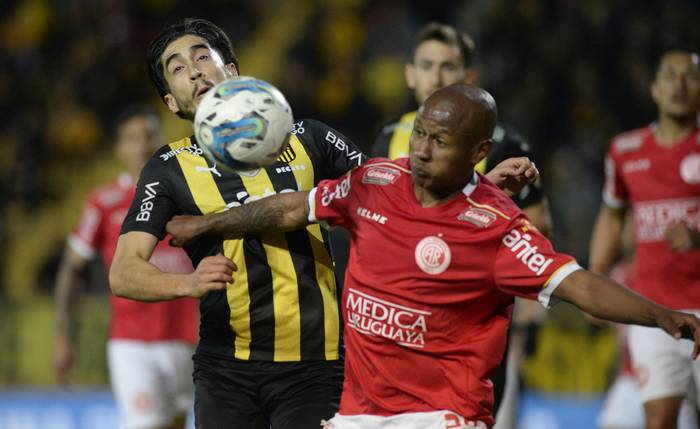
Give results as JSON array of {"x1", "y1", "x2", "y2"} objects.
[
  {"x1": 410, "y1": 134, "x2": 431, "y2": 161},
  {"x1": 189, "y1": 65, "x2": 203, "y2": 81},
  {"x1": 429, "y1": 67, "x2": 442, "y2": 87}
]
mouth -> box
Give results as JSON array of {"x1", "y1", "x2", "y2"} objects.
[{"x1": 195, "y1": 84, "x2": 213, "y2": 102}]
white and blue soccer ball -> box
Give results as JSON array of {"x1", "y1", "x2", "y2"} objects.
[{"x1": 194, "y1": 76, "x2": 293, "y2": 171}]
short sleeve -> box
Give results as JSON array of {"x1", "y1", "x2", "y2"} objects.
[
  {"x1": 602, "y1": 149, "x2": 628, "y2": 209},
  {"x1": 308, "y1": 173, "x2": 355, "y2": 229},
  {"x1": 494, "y1": 216, "x2": 581, "y2": 308},
  {"x1": 120, "y1": 156, "x2": 177, "y2": 240},
  {"x1": 294, "y1": 119, "x2": 366, "y2": 180},
  {"x1": 68, "y1": 196, "x2": 103, "y2": 259}
]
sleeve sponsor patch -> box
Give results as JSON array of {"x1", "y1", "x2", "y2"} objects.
[{"x1": 362, "y1": 166, "x2": 401, "y2": 185}]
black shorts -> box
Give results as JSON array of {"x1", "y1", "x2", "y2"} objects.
[{"x1": 193, "y1": 352, "x2": 343, "y2": 429}]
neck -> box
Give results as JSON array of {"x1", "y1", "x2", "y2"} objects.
[
  {"x1": 655, "y1": 113, "x2": 697, "y2": 146},
  {"x1": 414, "y1": 174, "x2": 473, "y2": 208}
]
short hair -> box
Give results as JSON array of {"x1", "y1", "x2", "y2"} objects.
[
  {"x1": 653, "y1": 45, "x2": 700, "y2": 76},
  {"x1": 112, "y1": 105, "x2": 159, "y2": 138},
  {"x1": 412, "y1": 22, "x2": 476, "y2": 68},
  {"x1": 146, "y1": 18, "x2": 239, "y2": 99}
]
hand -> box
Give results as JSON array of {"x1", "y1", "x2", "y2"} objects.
[
  {"x1": 485, "y1": 157, "x2": 539, "y2": 197},
  {"x1": 167, "y1": 215, "x2": 206, "y2": 247},
  {"x1": 656, "y1": 309, "x2": 700, "y2": 359},
  {"x1": 185, "y1": 254, "x2": 237, "y2": 299},
  {"x1": 665, "y1": 223, "x2": 700, "y2": 252},
  {"x1": 54, "y1": 333, "x2": 74, "y2": 385}
]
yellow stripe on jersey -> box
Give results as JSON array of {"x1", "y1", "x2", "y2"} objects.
[
  {"x1": 475, "y1": 158, "x2": 487, "y2": 174},
  {"x1": 288, "y1": 136, "x2": 339, "y2": 359},
  {"x1": 466, "y1": 197, "x2": 511, "y2": 220},
  {"x1": 237, "y1": 169, "x2": 302, "y2": 361},
  {"x1": 388, "y1": 111, "x2": 417, "y2": 160},
  {"x1": 173, "y1": 138, "x2": 253, "y2": 360}
]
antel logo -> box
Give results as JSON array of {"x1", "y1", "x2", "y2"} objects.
[{"x1": 414, "y1": 236, "x2": 451, "y2": 275}]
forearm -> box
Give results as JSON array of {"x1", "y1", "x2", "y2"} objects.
[
  {"x1": 54, "y1": 252, "x2": 85, "y2": 335},
  {"x1": 554, "y1": 270, "x2": 661, "y2": 326},
  {"x1": 589, "y1": 205, "x2": 625, "y2": 274},
  {"x1": 205, "y1": 191, "x2": 311, "y2": 236},
  {"x1": 109, "y1": 255, "x2": 192, "y2": 301}
]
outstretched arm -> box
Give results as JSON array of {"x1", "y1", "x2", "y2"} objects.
[
  {"x1": 167, "y1": 191, "x2": 312, "y2": 246},
  {"x1": 554, "y1": 269, "x2": 700, "y2": 358}
]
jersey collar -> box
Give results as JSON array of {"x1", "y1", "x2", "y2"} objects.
[{"x1": 462, "y1": 171, "x2": 479, "y2": 198}]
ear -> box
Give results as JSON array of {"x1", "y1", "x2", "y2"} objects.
[
  {"x1": 465, "y1": 68, "x2": 479, "y2": 85},
  {"x1": 650, "y1": 81, "x2": 660, "y2": 105},
  {"x1": 405, "y1": 63, "x2": 416, "y2": 89},
  {"x1": 164, "y1": 94, "x2": 180, "y2": 115},
  {"x1": 225, "y1": 62, "x2": 238, "y2": 77},
  {"x1": 472, "y1": 139, "x2": 493, "y2": 165}
]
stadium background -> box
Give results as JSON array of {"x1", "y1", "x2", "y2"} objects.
[{"x1": 1, "y1": 0, "x2": 699, "y2": 427}]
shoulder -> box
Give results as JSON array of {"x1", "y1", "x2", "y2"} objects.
[
  {"x1": 467, "y1": 174, "x2": 523, "y2": 223},
  {"x1": 352, "y1": 158, "x2": 411, "y2": 182},
  {"x1": 87, "y1": 176, "x2": 131, "y2": 209},
  {"x1": 609, "y1": 125, "x2": 651, "y2": 156},
  {"x1": 153, "y1": 137, "x2": 200, "y2": 163},
  {"x1": 493, "y1": 124, "x2": 530, "y2": 152}
]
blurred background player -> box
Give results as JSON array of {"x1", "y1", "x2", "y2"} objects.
[
  {"x1": 371, "y1": 22, "x2": 552, "y2": 427},
  {"x1": 54, "y1": 107, "x2": 199, "y2": 429},
  {"x1": 590, "y1": 47, "x2": 700, "y2": 429},
  {"x1": 596, "y1": 214, "x2": 697, "y2": 429}
]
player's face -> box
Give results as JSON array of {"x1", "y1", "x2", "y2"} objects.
[
  {"x1": 116, "y1": 115, "x2": 161, "y2": 173},
  {"x1": 161, "y1": 34, "x2": 238, "y2": 121},
  {"x1": 410, "y1": 101, "x2": 491, "y2": 196},
  {"x1": 405, "y1": 40, "x2": 474, "y2": 105},
  {"x1": 651, "y1": 52, "x2": 700, "y2": 119}
]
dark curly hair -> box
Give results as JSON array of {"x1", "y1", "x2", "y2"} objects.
[{"x1": 147, "y1": 18, "x2": 239, "y2": 99}]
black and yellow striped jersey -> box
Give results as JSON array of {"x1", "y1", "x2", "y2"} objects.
[
  {"x1": 121, "y1": 119, "x2": 365, "y2": 362},
  {"x1": 372, "y1": 110, "x2": 544, "y2": 209}
]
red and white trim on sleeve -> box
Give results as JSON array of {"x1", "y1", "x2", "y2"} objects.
[{"x1": 538, "y1": 261, "x2": 583, "y2": 308}]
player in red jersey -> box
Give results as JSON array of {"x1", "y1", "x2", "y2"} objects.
[
  {"x1": 54, "y1": 108, "x2": 198, "y2": 429},
  {"x1": 590, "y1": 48, "x2": 700, "y2": 429},
  {"x1": 165, "y1": 84, "x2": 700, "y2": 429}
]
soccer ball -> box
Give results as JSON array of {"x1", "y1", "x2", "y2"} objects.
[{"x1": 194, "y1": 76, "x2": 293, "y2": 171}]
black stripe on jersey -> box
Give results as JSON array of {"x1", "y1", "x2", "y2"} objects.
[
  {"x1": 241, "y1": 237, "x2": 276, "y2": 361},
  {"x1": 267, "y1": 163, "x2": 326, "y2": 360},
  {"x1": 207, "y1": 168, "x2": 277, "y2": 361}
]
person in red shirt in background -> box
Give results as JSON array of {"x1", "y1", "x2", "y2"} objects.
[
  {"x1": 590, "y1": 48, "x2": 700, "y2": 429},
  {"x1": 165, "y1": 83, "x2": 700, "y2": 429},
  {"x1": 54, "y1": 107, "x2": 198, "y2": 429}
]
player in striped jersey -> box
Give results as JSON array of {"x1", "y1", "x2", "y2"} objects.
[{"x1": 109, "y1": 18, "x2": 538, "y2": 429}]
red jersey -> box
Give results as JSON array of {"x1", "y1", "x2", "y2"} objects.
[
  {"x1": 69, "y1": 173, "x2": 198, "y2": 342},
  {"x1": 309, "y1": 158, "x2": 579, "y2": 425},
  {"x1": 604, "y1": 125, "x2": 700, "y2": 310}
]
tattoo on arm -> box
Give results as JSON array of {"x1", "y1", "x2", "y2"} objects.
[{"x1": 211, "y1": 192, "x2": 310, "y2": 236}]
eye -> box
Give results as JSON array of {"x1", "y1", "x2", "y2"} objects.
[
  {"x1": 197, "y1": 54, "x2": 210, "y2": 61},
  {"x1": 414, "y1": 127, "x2": 426, "y2": 136},
  {"x1": 172, "y1": 65, "x2": 184, "y2": 74}
]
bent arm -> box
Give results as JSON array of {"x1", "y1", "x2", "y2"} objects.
[
  {"x1": 589, "y1": 204, "x2": 626, "y2": 275},
  {"x1": 109, "y1": 231, "x2": 192, "y2": 301}
]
